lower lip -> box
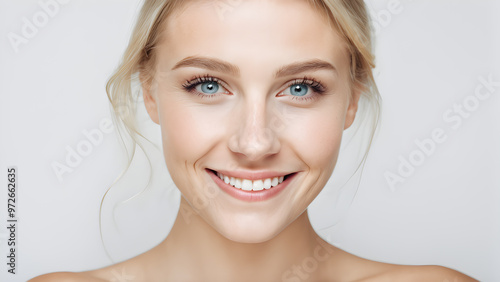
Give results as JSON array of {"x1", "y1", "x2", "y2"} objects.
[{"x1": 206, "y1": 169, "x2": 296, "y2": 202}]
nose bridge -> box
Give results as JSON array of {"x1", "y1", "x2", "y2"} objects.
[
  {"x1": 229, "y1": 92, "x2": 280, "y2": 160},
  {"x1": 246, "y1": 99, "x2": 267, "y2": 137}
]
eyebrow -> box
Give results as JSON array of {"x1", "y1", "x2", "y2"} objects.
[
  {"x1": 171, "y1": 56, "x2": 337, "y2": 78},
  {"x1": 274, "y1": 59, "x2": 337, "y2": 78},
  {"x1": 172, "y1": 56, "x2": 240, "y2": 76}
]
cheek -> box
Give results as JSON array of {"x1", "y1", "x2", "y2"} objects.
[
  {"x1": 159, "y1": 104, "x2": 202, "y2": 166},
  {"x1": 286, "y1": 106, "x2": 345, "y2": 171},
  {"x1": 157, "y1": 100, "x2": 214, "y2": 202},
  {"x1": 157, "y1": 98, "x2": 226, "y2": 171}
]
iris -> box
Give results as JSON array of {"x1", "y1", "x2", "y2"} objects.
[
  {"x1": 200, "y1": 82, "x2": 219, "y2": 94},
  {"x1": 290, "y1": 84, "x2": 308, "y2": 96}
]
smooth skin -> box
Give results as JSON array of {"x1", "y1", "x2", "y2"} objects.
[{"x1": 30, "y1": 0, "x2": 477, "y2": 281}]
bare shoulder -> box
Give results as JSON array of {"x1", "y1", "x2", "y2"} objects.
[
  {"x1": 28, "y1": 271, "x2": 107, "y2": 282},
  {"x1": 28, "y1": 245, "x2": 158, "y2": 282},
  {"x1": 319, "y1": 243, "x2": 477, "y2": 282},
  {"x1": 28, "y1": 262, "x2": 147, "y2": 282},
  {"x1": 357, "y1": 265, "x2": 478, "y2": 282},
  {"x1": 394, "y1": 265, "x2": 477, "y2": 282}
]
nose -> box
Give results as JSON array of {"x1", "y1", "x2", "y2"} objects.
[{"x1": 228, "y1": 98, "x2": 281, "y2": 162}]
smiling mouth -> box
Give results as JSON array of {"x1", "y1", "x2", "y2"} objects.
[{"x1": 207, "y1": 169, "x2": 294, "y2": 192}]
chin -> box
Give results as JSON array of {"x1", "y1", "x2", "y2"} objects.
[
  {"x1": 221, "y1": 228, "x2": 281, "y2": 244},
  {"x1": 212, "y1": 213, "x2": 288, "y2": 244}
]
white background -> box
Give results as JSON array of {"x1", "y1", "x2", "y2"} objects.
[{"x1": 1, "y1": 0, "x2": 499, "y2": 281}]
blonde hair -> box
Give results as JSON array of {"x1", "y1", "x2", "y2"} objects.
[{"x1": 102, "y1": 0, "x2": 380, "y2": 260}]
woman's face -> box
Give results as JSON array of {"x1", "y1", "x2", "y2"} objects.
[{"x1": 144, "y1": 0, "x2": 359, "y2": 243}]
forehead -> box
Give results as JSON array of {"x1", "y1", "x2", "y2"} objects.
[{"x1": 158, "y1": 0, "x2": 349, "y2": 75}]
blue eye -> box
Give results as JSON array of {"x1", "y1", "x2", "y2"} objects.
[
  {"x1": 182, "y1": 75, "x2": 231, "y2": 99},
  {"x1": 289, "y1": 84, "x2": 309, "y2": 96},
  {"x1": 198, "y1": 81, "x2": 220, "y2": 94}
]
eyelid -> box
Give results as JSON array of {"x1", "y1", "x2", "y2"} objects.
[
  {"x1": 182, "y1": 74, "x2": 327, "y2": 102},
  {"x1": 182, "y1": 74, "x2": 232, "y2": 98},
  {"x1": 277, "y1": 76, "x2": 327, "y2": 101},
  {"x1": 285, "y1": 77, "x2": 326, "y2": 93}
]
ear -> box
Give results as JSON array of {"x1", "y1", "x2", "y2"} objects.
[
  {"x1": 140, "y1": 72, "x2": 160, "y2": 125},
  {"x1": 344, "y1": 86, "x2": 361, "y2": 130}
]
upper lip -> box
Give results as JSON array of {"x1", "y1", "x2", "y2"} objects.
[{"x1": 207, "y1": 168, "x2": 295, "y2": 180}]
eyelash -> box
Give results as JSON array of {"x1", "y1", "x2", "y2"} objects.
[
  {"x1": 181, "y1": 74, "x2": 228, "y2": 99},
  {"x1": 181, "y1": 74, "x2": 327, "y2": 101},
  {"x1": 284, "y1": 77, "x2": 327, "y2": 101}
]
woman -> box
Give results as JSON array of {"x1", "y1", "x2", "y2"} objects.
[{"x1": 31, "y1": 0, "x2": 477, "y2": 281}]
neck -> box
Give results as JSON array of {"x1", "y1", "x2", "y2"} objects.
[{"x1": 158, "y1": 196, "x2": 333, "y2": 281}]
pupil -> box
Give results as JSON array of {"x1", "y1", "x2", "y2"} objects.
[
  {"x1": 201, "y1": 82, "x2": 219, "y2": 94},
  {"x1": 291, "y1": 84, "x2": 307, "y2": 96}
]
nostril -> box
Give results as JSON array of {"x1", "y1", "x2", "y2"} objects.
[{"x1": 228, "y1": 125, "x2": 281, "y2": 161}]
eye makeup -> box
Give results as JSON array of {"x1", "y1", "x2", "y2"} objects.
[{"x1": 181, "y1": 74, "x2": 329, "y2": 102}]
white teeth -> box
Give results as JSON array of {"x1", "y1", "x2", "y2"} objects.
[
  {"x1": 235, "y1": 178, "x2": 242, "y2": 189},
  {"x1": 215, "y1": 171, "x2": 287, "y2": 191},
  {"x1": 253, "y1": 180, "x2": 264, "y2": 191},
  {"x1": 271, "y1": 177, "x2": 279, "y2": 187},
  {"x1": 263, "y1": 178, "x2": 272, "y2": 189},
  {"x1": 242, "y1": 179, "x2": 253, "y2": 191}
]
